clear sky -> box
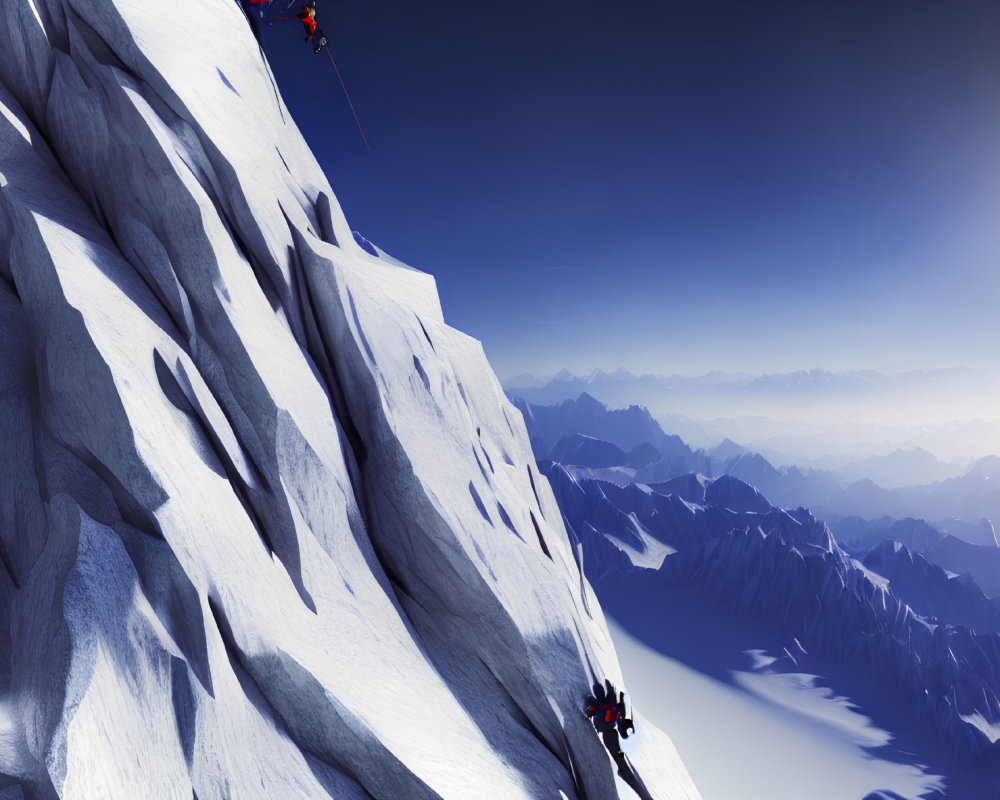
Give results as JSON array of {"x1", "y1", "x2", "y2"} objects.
[{"x1": 257, "y1": 0, "x2": 1000, "y2": 381}]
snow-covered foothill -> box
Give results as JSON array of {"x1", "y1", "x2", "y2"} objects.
[{"x1": 0, "y1": 1, "x2": 700, "y2": 798}]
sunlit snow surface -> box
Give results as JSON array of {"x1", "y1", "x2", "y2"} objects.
[
  {"x1": 610, "y1": 621, "x2": 946, "y2": 800},
  {"x1": 961, "y1": 712, "x2": 1000, "y2": 744}
]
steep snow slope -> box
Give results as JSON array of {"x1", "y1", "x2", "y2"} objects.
[{"x1": 0, "y1": 2, "x2": 699, "y2": 798}]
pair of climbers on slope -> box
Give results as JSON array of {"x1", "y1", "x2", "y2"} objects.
[
  {"x1": 586, "y1": 679, "x2": 655, "y2": 800},
  {"x1": 586, "y1": 678, "x2": 635, "y2": 755}
]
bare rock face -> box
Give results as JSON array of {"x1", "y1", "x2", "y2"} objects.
[{"x1": 0, "y1": 1, "x2": 699, "y2": 798}]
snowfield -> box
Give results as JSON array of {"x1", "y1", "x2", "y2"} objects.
[{"x1": 0, "y1": 1, "x2": 700, "y2": 798}]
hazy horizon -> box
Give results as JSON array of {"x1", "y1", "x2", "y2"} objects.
[
  {"x1": 505, "y1": 362, "x2": 1000, "y2": 385},
  {"x1": 505, "y1": 364, "x2": 1000, "y2": 465}
]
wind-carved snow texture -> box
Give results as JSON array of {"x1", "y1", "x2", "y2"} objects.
[
  {"x1": 0, "y1": 2, "x2": 701, "y2": 798},
  {"x1": 542, "y1": 463, "x2": 1000, "y2": 769}
]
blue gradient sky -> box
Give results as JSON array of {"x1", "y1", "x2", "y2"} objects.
[{"x1": 258, "y1": 0, "x2": 1000, "y2": 381}]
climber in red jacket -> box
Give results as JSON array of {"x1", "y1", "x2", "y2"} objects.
[
  {"x1": 585, "y1": 679, "x2": 653, "y2": 800},
  {"x1": 276, "y1": 1, "x2": 328, "y2": 53},
  {"x1": 278, "y1": 1, "x2": 318, "y2": 39},
  {"x1": 585, "y1": 679, "x2": 634, "y2": 754}
]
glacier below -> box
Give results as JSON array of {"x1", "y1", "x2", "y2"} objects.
[
  {"x1": 541, "y1": 460, "x2": 1000, "y2": 798},
  {"x1": 0, "y1": 1, "x2": 701, "y2": 798}
]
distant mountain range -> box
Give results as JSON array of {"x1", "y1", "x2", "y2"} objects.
[
  {"x1": 511, "y1": 392, "x2": 704, "y2": 476},
  {"x1": 506, "y1": 367, "x2": 1000, "y2": 465},
  {"x1": 838, "y1": 446, "x2": 965, "y2": 489},
  {"x1": 509, "y1": 366, "x2": 1000, "y2": 405},
  {"x1": 509, "y1": 392, "x2": 1000, "y2": 597},
  {"x1": 509, "y1": 393, "x2": 1000, "y2": 534},
  {"x1": 834, "y1": 516, "x2": 1000, "y2": 598}
]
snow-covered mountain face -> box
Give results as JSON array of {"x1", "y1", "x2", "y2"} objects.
[{"x1": 0, "y1": 3, "x2": 701, "y2": 798}]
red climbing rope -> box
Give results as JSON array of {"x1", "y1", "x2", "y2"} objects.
[{"x1": 325, "y1": 45, "x2": 370, "y2": 152}]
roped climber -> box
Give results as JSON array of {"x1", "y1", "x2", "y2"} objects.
[
  {"x1": 585, "y1": 678, "x2": 635, "y2": 756},
  {"x1": 277, "y1": 1, "x2": 329, "y2": 53},
  {"x1": 586, "y1": 679, "x2": 654, "y2": 800}
]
